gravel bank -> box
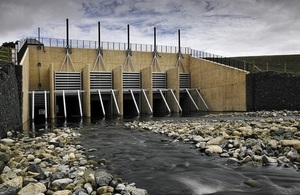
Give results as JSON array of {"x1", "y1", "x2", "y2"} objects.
[
  {"x1": 0, "y1": 128, "x2": 147, "y2": 195},
  {"x1": 125, "y1": 111, "x2": 300, "y2": 169}
]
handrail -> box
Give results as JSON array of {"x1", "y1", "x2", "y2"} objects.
[{"x1": 18, "y1": 37, "x2": 251, "y2": 71}]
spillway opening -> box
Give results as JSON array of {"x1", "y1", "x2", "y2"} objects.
[
  {"x1": 180, "y1": 93, "x2": 196, "y2": 114},
  {"x1": 90, "y1": 94, "x2": 112, "y2": 118},
  {"x1": 55, "y1": 95, "x2": 81, "y2": 118},
  {"x1": 123, "y1": 93, "x2": 140, "y2": 116},
  {"x1": 29, "y1": 91, "x2": 49, "y2": 122},
  {"x1": 153, "y1": 93, "x2": 167, "y2": 116}
]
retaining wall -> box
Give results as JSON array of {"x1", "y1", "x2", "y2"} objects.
[
  {"x1": 0, "y1": 63, "x2": 22, "y2": 138},
  {"x1": 246, "y1": 71, "x2": 300, "y2": 111}
]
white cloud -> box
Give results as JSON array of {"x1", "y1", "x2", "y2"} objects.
[{"x1": 1, "y1": 0, "x2": 299, "y2": 56}]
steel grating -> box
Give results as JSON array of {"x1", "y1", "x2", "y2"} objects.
[
  {"x1": 152, "y1": 72, "x2": 166, "y2": 89},
  {"x1": 180, "y1": 73, "x2": 190, "y2": 89},
  {"x1": 123, "y1": 72, "x2": 140, "y2": 89},
  {"x1": 90, "y1": 71, "x2": 112, "y2": 89},
  {"x1": 55, "y1": 72, "x2": 81, "y2": 90}
]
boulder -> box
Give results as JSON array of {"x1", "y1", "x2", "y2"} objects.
[
  {"x1": 94, "y1": 170, "x2": 113, "y2": 187},
  {"x1": 18, "y1": 182, "x2": 47, "y2": 195}
]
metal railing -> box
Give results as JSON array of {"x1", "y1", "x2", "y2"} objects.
[{"x1": 18, "y1": 37, "x2": 252, "y2": 71}]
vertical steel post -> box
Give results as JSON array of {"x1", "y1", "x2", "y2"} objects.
[
  {"x1": 178, "y1": 29, "x2": 181, "y2": 54},
  {"x1": 98, "y1": 21, "x2": 101, "y2": 49},
  {"x1": 62, "y1": 90, "x2": 67, "y2": 118},
  {"x1": 154, "y1": 27, "x2": 157, "y2": 52},
  {"x1": 44, "y1": 91, "x2": 47, "y2": 120},
  {"x1": 127, "y1": 24, "x2": 130, "y2": 51},
  {"x1": 32, "y1": 91, "x2": 35, "y2": 120},
  {"x1": 66, "y1": 18, "x2": 69, "y2": 48}
]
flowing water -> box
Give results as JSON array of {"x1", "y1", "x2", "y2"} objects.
[{"x1": 33, "y1": 115, "x2": 300, "y2": 195}]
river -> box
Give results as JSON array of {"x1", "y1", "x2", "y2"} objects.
[{"x1": 32, "y1": 114, "x2": 300, "y2": 195}]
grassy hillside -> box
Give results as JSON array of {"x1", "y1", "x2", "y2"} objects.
[{"x1": 233, "y1": 54, "x2": 300, "y2": 75}]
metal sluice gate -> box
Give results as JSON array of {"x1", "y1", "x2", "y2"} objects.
[
  {"x1": 54, "y1": 72, "x2": 83, "y2": 118},
  {"x1": 179, "y1": 73, "x2": 209, "y2": 111},
  {"x1": 123, "y1": 72, "x2": 152, "y2": 115},
  {"x1": 30, "y1": 90, "x2": 49, "y2": 120},
  {"x1": 152, "y1": 72, "x2": 181, "y2": 114},
  {"x1": 90, "y1": 71, "x2": 120, "y2": 116}
]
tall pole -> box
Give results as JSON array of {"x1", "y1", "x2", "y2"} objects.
[
  {"x1": 127, "y1": 24, "x2": 130, "y2": 51},
  {"x1": 178, "y1": 29, "x2": 181, "y2": 54},
  {"x1": 98, "y1": 21, "x2": 100, "y2": 49},
  {"x1": 154, "y1": 27, "x2": 157, "y2": 52},
  {"x1": 66, "y1": 18, "x2": 69, "y2": 48}
]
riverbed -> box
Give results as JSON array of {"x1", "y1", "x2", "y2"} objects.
[{"x1": 67, "y1": 112, "x2": 300, "y2": 195}]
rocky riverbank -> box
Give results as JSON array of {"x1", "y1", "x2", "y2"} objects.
[
  {"x1": 125, "y1": 111, "x2": 300, "y2": 169},
  {"x1": 0, "y1": 128, "x2": 147, "y2": 195}
]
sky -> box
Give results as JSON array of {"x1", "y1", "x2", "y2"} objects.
[{"x1": 0, "y1": 0, "x2": 300, "y2": 57}]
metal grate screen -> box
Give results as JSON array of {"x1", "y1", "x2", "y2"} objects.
[
  {"x1": 123, "y1": 72, "x2": 140, "y2": 89},
  {"x1": 180, "y1": 73, "x2": 190, "y2": 89},
  {"x1": 90, "y1": 71, "x2": 112, "y2": 89},
  {"x1": 55, "y1": 72, "x2": 81, "y2": 90},
  {"x1": 152, "y1": 72, "x2": 166, "y2": 89}
]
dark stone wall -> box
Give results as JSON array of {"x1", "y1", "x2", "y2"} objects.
[
  {"x1": 0, "y1": 63, "x2": 22, "y2": 138},
  {"x1": 247, "y1": 71, "x2": 300, "y2": 111}
]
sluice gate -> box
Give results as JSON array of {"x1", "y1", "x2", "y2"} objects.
[
  {"x1": 30, "y1": 90, "x2": 49, "y2": 121},
  {"x1": 152, "y1": 72, "x2": 182, "y2": 114},
  {"x1": 179, "y1": 73, "x2": 209, "y2": 112},
  {"x1": 90, "y1": 71, "x2": 120, "y2": 117},
  {"x1": 123, "y1": 72, "x2": 142, "y2": 115},
  {"x1": 54, "y1": 72, "x2": 83, "y2": 118}
]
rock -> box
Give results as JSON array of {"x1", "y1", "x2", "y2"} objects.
[
  {"x1": 0, "y1": 138, "x2": 15, "y2": 145},
  {"x1": 96, "y1": 185, "x2": 114, "y2": 194},
  {"x1": 262, "y1": 155, "x2": 277, "y2": 165},
  {"x1": 205, "y1": 145, "x2": 223, "y2": 155},
  {"x1": 3, "y1": 176, "x2": 23, "y2": 189},
  {"x1": 0, "y1": 184, "x2": 18, "y2": 195},
  {"x1": 27, "y1": 154, "x2": 35, "y2": 161},
  {"x1": 27, "y1": 164, "x2": 46, "y2": 180},
  {"x1": 0, "y1": 152, "x2": 10, "y2": 163},
  {"x1": 82, "y1": 169, "x2": 96, "y2": 187},
  {"x1": 116, "y1": 183, "x2": 126, "y2": 191},
  {"x1": 244, "y1": 179, "x2": 263, "y2": 188},
  {"x1": 238, "y1": 126, "x2": 253, "y2": 137},
  {"x1": 52, "y1": 178, "x2": 73, "y2": 190},
  {"x1": 18, "y1": 182, "x2": 47, "y2": 195},
  {"x1": 191, "y1": 135, "x2": 204, "y2": 142},
  {"x1": 287, "y1": 148, "x2": 299, "y2": 160},
  {"x1": 94, "y1": 170, "x2": 113, "y2": 187},
  {"x1": 281, "y1": 140, "x2": 300, "y2": 147},
  {"x1": 206, "y1": 136, "x2": 224, "y2": 145},
  {"x1": 124, "y1": 184, "x2": 148, "y2": 195},
  {"x1": 267, "y1": 139, "x2": 278, "y2": 149},
  {"x1": 52, "y1": 190, "x2": 72, "y2": 195},
  {"x1": 84, "y1": 183, "x2": 93, "y2": 194}
]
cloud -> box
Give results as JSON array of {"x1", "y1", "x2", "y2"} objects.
[{"x1": 0, "y1": 0, "x2": 299, "y2": 56}]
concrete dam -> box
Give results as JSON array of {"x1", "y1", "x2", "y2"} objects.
[{"x1": 18, "y1": 21, "x2": 248, "y2": 124}]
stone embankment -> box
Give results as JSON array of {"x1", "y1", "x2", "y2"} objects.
[
  {"x1": 0, "y1": 128, "x2": 147, "y2": 195},
  {"x1": 125, "y1": 111, "x2": 300, "y2": 169}
]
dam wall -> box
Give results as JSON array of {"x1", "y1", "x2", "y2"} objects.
[
  {"x1": 190, "y1": 58, "x2": 248, "y2": 111},
  {"x1": 21, "y1": 43, "x2": 248, "y2": 121}
]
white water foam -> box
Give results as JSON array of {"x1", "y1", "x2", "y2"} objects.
[{"x1": 176, "y1": 177, "x2": 222, "y2": 195}]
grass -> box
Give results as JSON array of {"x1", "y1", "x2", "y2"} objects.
[{"x1": 233, "y1": 54, "x2": 300, "y2": 75}]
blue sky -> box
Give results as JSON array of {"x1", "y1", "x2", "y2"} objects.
[{"x1": 1, "y1": 0, "x2": 300, "y2": 56}]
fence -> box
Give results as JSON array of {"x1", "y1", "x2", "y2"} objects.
[{"x1": 18, "y1": 37, "x2": 255, "y2": 71}]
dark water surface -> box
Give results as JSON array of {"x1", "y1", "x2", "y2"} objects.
[{"x1": 33, "y1": 115, "x2": 300, "y2": 195}]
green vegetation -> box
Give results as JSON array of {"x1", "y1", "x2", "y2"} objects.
[
  {"x1": 0, "y1": 42, "x2": 15, "y2": 63},
  {"x1": 233, "y1": 54, "x2": 300, "y2": 75}
]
